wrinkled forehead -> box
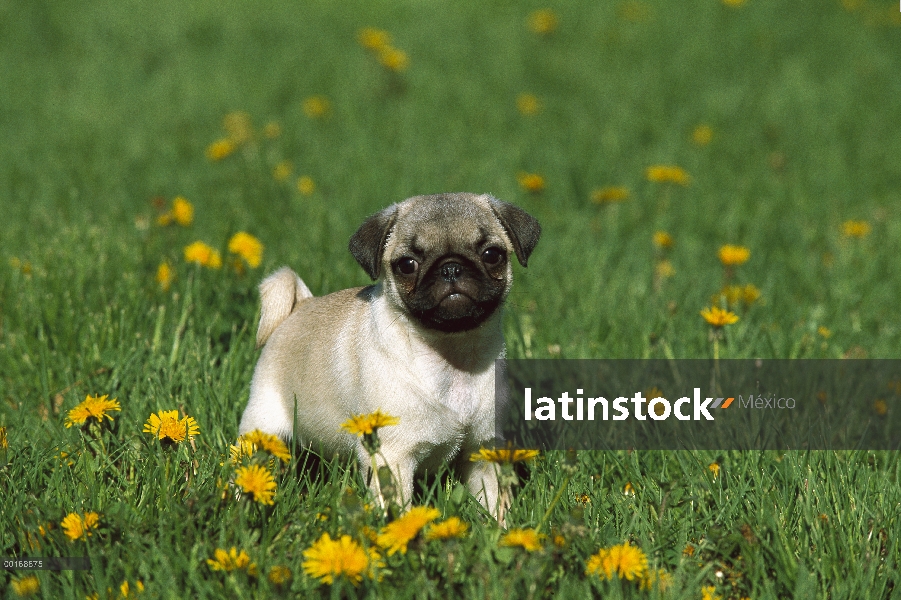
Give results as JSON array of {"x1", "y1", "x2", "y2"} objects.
[{"x1": 390, "y1": 196, "x2": 507, "y2": 254}]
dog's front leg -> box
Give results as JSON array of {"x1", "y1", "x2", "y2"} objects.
[
  {"x1": 359, "y1": 447, "x2": 415, "y2": 514},
  {"x1": 460, "y1": 459, "x2": 509, "y2": 525}
]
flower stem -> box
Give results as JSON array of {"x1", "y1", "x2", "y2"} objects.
[{"x1": 535, "y1": 472, "x2": 572, "y2": 535}]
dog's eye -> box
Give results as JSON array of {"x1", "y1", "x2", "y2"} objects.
[
  {"x1": 481, "y1": 247, "x2": 505, "y2": 265},
  {"x1": 396, "y1": 257, "x2": 418, "y2": 275}
]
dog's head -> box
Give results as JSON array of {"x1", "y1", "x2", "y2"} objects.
[{"x1": 349, "y1": 193, "x2": 540, "y2": 333}]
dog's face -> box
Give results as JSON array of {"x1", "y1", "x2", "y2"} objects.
[{"x1": 349, "y1": 193, "x2": 540, "y2": 333}]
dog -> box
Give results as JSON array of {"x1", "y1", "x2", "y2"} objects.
[{"x1": 238, "y1": 192, "x2": 540, "y2": 518}]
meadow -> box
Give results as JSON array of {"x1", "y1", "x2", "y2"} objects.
[{"x1": 2, "y1": 0, "x2": 901, "y2": 597}]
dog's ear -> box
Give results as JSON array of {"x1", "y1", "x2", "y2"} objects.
[
  {"x1": 349, "y1": 204, "x2": 398, "y2": 280},
  {"x1": 487, "y1": 197, "x2": 541, "y2": 267}
]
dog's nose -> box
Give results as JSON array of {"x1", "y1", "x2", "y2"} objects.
[{"x1": 440, "y1": 262, "x2": 463, "y2": 282}]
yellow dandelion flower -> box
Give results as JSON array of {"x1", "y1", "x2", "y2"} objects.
[
  {"x1": 742, "y1": 283, "x2": 761, "y2": 305},
  {"x1": 702, "y1": 586, "x2": 723, "y2": 600},
  {"x1": 842, "y1": 220, "x2": 871, "y2": 238},
  {"x1": 206, "y1": 138, "x2": 236, "y2": 161},
  {"x1": 692, "y1": 124, "x2": 713, "y2": 146},
  {"x1": 585, "y1": 542, "x2": 648, "y2": 581},
  {"x1": 500, "y1": 528, "x2": 543, "y2": 552},
  {"x1": 528, "y1": 9, "x2": 558, "y2": 34},
  {"x1": 517, "y1": 172, "x2": 545, "y2": 193},
  {"x1": 378, "y1": 46, "x2": 409, "y2": 72},
  {"x1": 340, "y1": 410, "x2": 400, "y2": 437},
  {"x1": 708, "y1": 462, "x2": 721, "y2": 478},
  {"x1": 683, "y1": 543, "x2": 695, "y2": 556},
  {"x1": 60, "y1": 511, "x2": 100, "y2": 541},
  {"x1": 645, "y1": 165, "x2": 690, "y2": 186},
  {"x1": 358, "y1": 27, "x2": 392, "y2": 51},
  {"x1": 64, "y1": 395, "x2": 121, "y2": 428},
  {"x1": 268, "y1": 565, "x2": 292, "y2": 586},
  {"x1": 653, "y1": 231, "x2": 674, "y2": 249},
  {"x1": 700, "y1": 306, "x2": 739, "y2": 328},
  {"x1": 234, "y1": 464, "x2": 277, "y2": 505},
  {"x1": 718, "y1": 244, "x2": 750, "y2": 266},
  {"x1": 263, "y1": 121, "x2": 281, "y2": 139},
  {"x1": 143, "y1": 410, "x2": 200, "y2": 444},
  {"x1": 623, "y1": 482, "x2": 635, "y2": 496},
  {"x1": 377, "y1": 506, "x2": 441, "y2": 555},
  {"x1": 228, "y1": 232, "x2": 263, "y2": 268},
  {"x1": 223, "y1": 111, "x2": 253, "y2": 144},
  {"x1": 818, "y1": 326, "x2": 832, "y2": 339},
  {"x1": 206, "y1": 547, "x2": 257, "y2": 574},
  {"x1": 655, "y1": 260, "x2": 675, "y2": 279},
  {"x1": 273, "y1": 161, "x2": 292, "y2": 181},
  {"x1": 425, "y1": 517, "x2": 469, "y2": 540},
  {"x1": 119, "y1": 580, "x2": 144, "y2": 598},
  {"x1": 171, "y1": 196, "x2": 194, "y2": 226},
  {"x1": 229, "y1": 438, "x2": 258, "y2": 464},
  {"x1": 470, "y1": 447, "x2": 539, "y2": 464},
  {"x1": 297, "y1": 175, "x2": 316, "y2": 196},
  {"x1": 575, "y1": 493, "x2": 591, "y2": 505},
  {"x1": 516, "y1": 93, "x2": 541, "y2": 116},
  {"x1": 156, "y1": 261, "x2": 174, "y2": 291},
  {"x1": 238, "y1": 430, "x2": 291, "y2": 462},
  {"x1": 303, "y1": 96, "x2": 331, "y2": 119},
  {"x1": 591, "y1": 186, "x2": 630, "y2": 204},
  {"x1": 303, "y1": 533, "x2": 382, "y2": 586},
  {"x1": 874, "y1": 400, "x2": 888, "y2": 416},
  {"x1": 10, "y1": 575, "x2": 41, "y2": 597},
  {"x1": 184, "y1": 241, "x2": 222, "y2": 269}
]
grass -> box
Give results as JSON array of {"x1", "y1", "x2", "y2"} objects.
[{"x1": 1, "y1": 0, "x2": 901, "y2": 597}]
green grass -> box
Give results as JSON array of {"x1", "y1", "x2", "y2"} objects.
[{"x1": 2, "y1": 0, "x2": 901, "y2": 597}]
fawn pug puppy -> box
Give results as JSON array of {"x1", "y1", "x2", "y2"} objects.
[{"x1": 239, "y1": 192, "x2": 540, "y2": 518}]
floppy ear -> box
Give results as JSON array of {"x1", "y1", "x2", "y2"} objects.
[
  {"x1": 487, "y1": 197, "x2": 541, "y2": 267},
  {"x1": 348, "y1": 204, "x2": 398, "y2": 280}
]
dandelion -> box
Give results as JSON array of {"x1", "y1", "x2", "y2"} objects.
[
  {"x1": 228, "y1": 232, "x2": 263, "y2": 268},
  {"x1": 516, "y1": 93, "x2": 541, "y2": 116},
  {"x1": 358, "y1": 27, "x2": 392, "y2": 51},
  {"x1": 653, "y1": 231, "x2": 673, "y2": 248},
  {"x1": 842, "y1": 220, "x2": 871, "y2": 238},
  {"x1": 207, "y1": 547, "x2": 257, "y2": 575},
  {"x1": 234, "y1": 464, "x2": 277, "y2": 505},
  {"x1": 64, "y1": 395, "x2": 121, "y2": 429},
  {"x1": 303, "y1": 96, "x2": 331, "y2": 119},
  {"x1": 425, "y1": 517, "x2": 469, "y2": 540},
  {"x1": 303, "y1": 532, "x2": 382, "y2": 585},
  {"x1": 517, "y1": 172, "x2": 545, "y2": 193},
  {"x1": 742, "y1": 283, "x2": 761, "y2": 305},
  {"x1": 702, "y1": 586, "x2": 723, "y2": 600},
  {"x1": 119, "y1": 580, "x2": 145, "y2": 597},
  {"x1": 692, "y1": 124, "x2": 713, "y2": 146},
  {"x1": 61, "y1": 511, "x2": 100, "y2": 541},
  {"x1": 818, "y1": 326, "x2": 832, "y2": 339},
  {"x1": 640, "y1": 569, "x2": 673, "y2": 591},
  {"x1": 377, "y1": 506, "x2": 441, "y2": 555},
  {"x1": 263, "y1": 121, "x2": 281, "y2": 138},
  {"x1": 655, "y1": 260, "x2": 675, "y2": 279},
  {"x1": 575, "y1": 493, "x2": 591, "y2": 504},
  {"x1": 223, "y1": 111, "x2": 253, "y2": 144},
  {"x1": 184, "y1": 241, "x2": 222, "y2": 269},
  {"x1": 143, "y1": 410, "x2": 200, "y2": 445},
  {"x1": 623, "y1": 482, "x2": 635, "y2": 496},
  {"x1": 874, "y1": 400, "x2": 888, "y2": 416},
  {"x1": 171, "y1": 196, "x2": 194, "y2": 226},
  {"x1": 645, "y1": 165, "x2": 690, "y2": 186},
  {"x1": 341, "y1": 410, "x2": 400, "y2": 437},
  {"x1": 235, "y1": 429, "x2": 291, "y2": 463},
  {"x1": 206, "y1": 138, "x2": 236, "y2": 161},
  {"x1": 156, "y1": 261, "x2": 174, "y2": 291},
  {"x1": 528, "y1": 9, "x2": 558, "y2": 34},
  {"x1": 470, "y1": 447, "x2": 539, "y2": 464},
  {"x1": 10, "y1": 575, "x2": 41, "y2": 597},
  {"x1": 500, "y1": 528, "x2": 543, "y2": 552},
  {"x1": 268, "y1": 565, "x2": 292, "y2": 586},
  {"x1": 297, "y1": 176, "x2": 316, "y2": 196},
  {"x1": 700, "y1": 306, "x2": 739, "y2": 328},
  {"x1": 585, "y1": 542, "x2": 648, "y2": 581},
  {"x1": 378, "y1": 47, "x2": 409, "y2": 72},
  {"x1": 708, "y1": 462, "x2": 721, "y2": 478},
  {"x1": 273, "y1": 161, "x2": 292, "y2": 181},
  {"x1": 718, "y1": 245, "x2": 750, "y2": 266},
  {"x1": 683, "y1": 543, "x2": 695, "y2": 556},
  {"x1": 591, "y1": 186, "x2": 630, "y2": 204}
]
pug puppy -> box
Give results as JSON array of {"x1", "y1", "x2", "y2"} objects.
[{"x1": 238, "y1": 192, "x2": 540, "y2": 518}]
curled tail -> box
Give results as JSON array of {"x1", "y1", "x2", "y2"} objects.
[{"x1": 256, "y1": 267, "x2": 313, "y2": 347}]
